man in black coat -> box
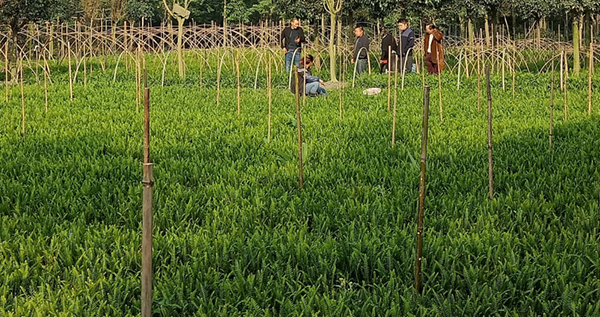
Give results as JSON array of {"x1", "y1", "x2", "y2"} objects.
[
  {"x1": 281, "y1": 18, "x2": 306, "y2": 73},
  {"x1": 352, "y1": 25, "x2": 370, "y2": 75},
  {"x1": 380, "y1": 27, "x2": 397, "y2": 73}
]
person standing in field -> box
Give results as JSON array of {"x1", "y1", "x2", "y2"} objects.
[
  {"x1": 397, "y1": 18, "x2": 415, "y2": 74},
  {"x1": 281, "y1": 17, "x2": 306, "y2": 73},
  {"x1": 424, "y1": 23, "x2": 445, "y2": 75},
  {"x1": 379, "y1": 27, "x2": 397, "y2": 74},
  {"x1": 352, "y1": 25, "x2": 370, "y2": 75}
]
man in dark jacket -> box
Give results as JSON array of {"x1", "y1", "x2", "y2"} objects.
[
  {"x1": 281, "y1": 18, "x2": 306, "y2": 73},
  {"x1": 352, "y1": 25, "x2": 370, "y2": 75},
  {"x1": 397, "y1": 18, "x2": 415, "y2": 74},
  {"x1": 379, "y1": 27, "x2": 397, "y2": 74}
]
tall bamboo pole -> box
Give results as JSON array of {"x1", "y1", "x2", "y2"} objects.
[
  {"x1": 486, "y1": 66, "x2": 494, "y2": 200},
  {"x1": 589, "y1": 27, "x2": 593, "y2": 116},
  {"x1": 20, "y1": 54, "x2": 25, "y2": 141},
  {"x1": 437, "y1": 50, "x2": 443, "y2": 123},
  {"x1": 68, "y1": 40, "x2": 73, "y2": 101},
  {"x1": 294, "y1": 67, "x2": 304, "y2": 188},
  {"x1": 141, "y1": 85, "x2": 154, "y2": 317},
  {"x1": 550, "y1": 60, "x2": 554, "y2": 151},
  {"x1": 477, "y1": 29, "x2": 482, "y2": 112},
  {"x1": 414, "y1": 85, "x2": 431, "y2": 294},
  {"x1": 564, "y1": 52, "x2": 568, "y2": 122},
  {"x1": 267, "y1": 53, "x2": 272, "y2": 142},
  {"x1": 387, "y1": 46, "x2": 392, "y2": 111},
  {"x1": 43, "y1": 55, "x2": 49, "y2": 112},
  {"x1": 236, "y1": 51, "x2": 241, "y2": 115},
  {"x1": 560, "y1": 50, "x2": 564, "y2": 90},
  {"x1": 5, "y1": 41, "x2": 9, "y2": 102},
  {"x1": 392, "y1": 57, "x2": 399, "y2": 147}
]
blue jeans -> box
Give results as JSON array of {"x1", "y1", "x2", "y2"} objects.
[
  {"x1": 285, "y1": 50, "x2": 301, "y2": 73},
  {"x1": 305, "y1": 82, "x2": 326, "y2": 96},
  {"x1": 356, "y1": 59, "x2": 367, "y2": 75}
]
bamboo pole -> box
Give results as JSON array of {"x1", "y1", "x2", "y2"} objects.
[
  {"x1": 392, "y1": 57, "x2": 399, "y2": 147},
  {"x1": 437, "y1": 50, "x2": 443, "y2": 123},
  {"x1": 564, "y1": 52, "x2": 568, "y2": 122},
  {"x1": 477, "y1": 29, "x2": 482, "y2": 112},
  {"x1": 589, "y1": 27, "x2": 593, "y2": 116},
  {"x1": 294, "y1": 67, "x2": 304, "y2": 188},
  {"x1": 43, "y1": 56, "x2": 49, "y2": 112},
  {"x1": 236, "y1": 51, "x2": 241, "y2": 115},
  {"x1": 511, "y1": 50, "x2": 516, "y2": 98},
  {"x1": 5, "y1": 41, "x2": 8, "y2": 102},
  {"x1": 267, "y1": 53, "x2": 272, "y2": 142},
  {"x1": 141, "y1": 86, "x2": 154, "y2": 317},
  {"x1": 560, "y1": 50, "x2": 564, "y2": 91},
  {"x1": 68, "y1": 40, "x2": 73, "y2": 101},
  {"x1": 20, "y1": 54, "x2": 25, "y2": 141},
  {"x1": 501, "y1": 48, "x2": 506, "y2": 91},
  {"x1": 550, "y1": 60, "x2": 554, "y2": 151},
  {"x1": 457, "y1": 49, "x2": 462, "y2": 90},
  {"x1": 387, "y1": 46, "x2": 392, "y2": 111},
  {"x1": 414, "y1": 85, "x2": 431, "y2": 294},
  {"x1": 486, "y1": 66, "x2": 494, "y2": 200}
]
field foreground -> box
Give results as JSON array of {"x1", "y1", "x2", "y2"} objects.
[{"x1": 1, "y1": 73, "x2": 600, "y2": 316}]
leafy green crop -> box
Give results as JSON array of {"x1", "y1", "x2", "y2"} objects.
[{"x1": 1, "y1": 52, "x2": 599, "y2": 316}]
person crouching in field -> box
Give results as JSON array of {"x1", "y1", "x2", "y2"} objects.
[
  {"x1": 291, "y1": 55, "x2": 327, "y2": 97},
  {"x1": 423, "y1": 23, "x2": 445, "y2": 75}
]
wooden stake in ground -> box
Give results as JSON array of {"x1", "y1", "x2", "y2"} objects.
[
  {"x1": 392, "y1": 57, "x2": 399, "y2": 147},
  {"x1": 477, "y1": 30, "x2": 482, "y2": 112},
  {"x1": 43, "y1": 55, "x2": 49, "y2": 112},
  {"x1": 486, "y1": 66, "x2": 494, "y2": 200},
  {"x1": 437, "y1": 50, "x2": 443, "y2": 123},
  {"x1": 414, "y1": 85, "x2": 431, "y2": 294},
  {"x1": 236, "y1": 52, "x2": 241, "y2": 115},
  {"x1": 5, "y1": 41, "x2": 9, "y2": 102},
  {"x1": 267, "y1": 52, "x2": 272, "y2": 142},
  {"x1": 68, "y1": 40, "x2": 73, "y2": 101},
  {"x1": 560, "y1": 50, "x2": 564, "y2": 90},
  {"x1": 294, "y1": 67, "x2": 304, "y2": 188},
  {"x1": 564, "y1": 53, "x2": 568, "y2": 122},
  {"x1": 20, "y1": 54, "x2": 25, "y2": 141},
  {"x1": 589, "y1": 27, "x2": 593, "y2": 116},
  {"x1": 141, "y1": 85, "x2": 154, "y2": 317},
  {"x1": 387, "y1": 46, "x2": 392, "y2": 111},
  {"x1": 550, "y1": 60, "x2": 554, "y2": 151}
]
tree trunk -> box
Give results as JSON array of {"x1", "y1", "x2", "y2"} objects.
[
  {"x1": 468, "y1": 18, "x2": 474, "y2": 47},
  {"x1": 573, "y1": 13, "x2": 581, "y2": 76},
  {"x1": 485, "y1": 14, "x2": 491, "y2": 48},
  {"x1": 177, "y1": 17, "x2": 185, "y2": 78},
  {"x1": 329, "y1": 13, "x2": 338, "y2": 82}
]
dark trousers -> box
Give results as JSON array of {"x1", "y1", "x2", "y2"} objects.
[
  {"x1": 425, "y1": 53, "x2": 439, "y2": 75},
  {"x1": 399, "y1": 54, "x2": 414, "y2": 74}
]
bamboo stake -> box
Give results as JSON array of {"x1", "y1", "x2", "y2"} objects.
[
  {"x1": 141, "y1": 86, "x2": 154, "y2": 317},
  {"x1": 501, "y1": 48, "x2": 506, "y2": 91},
  {"x1": 83, "y1": 54, "x2": 87, "y2": 88},
  {"x1": 294, "y1": 67, "x2": 304, "y2": 188},
  {"x1": 560, "y1": 50, "x2": 564, "y2": 91},
  {"x1": 392, "y1": 57, "x2": 399, "y2": 147},
  {"x1": 5, "y1": 41, "x2": 9, "y2": 102},
  {"x1": 20, "y1": 54, "x2": 25, "y2": 141},
  {"x1": 486, "y1": 66, "x2": 494, "y2": 200},
  {"x1": 43, "y1": 56, "x2": 49, "y2": 112},
  {"x1": 550, "y1": 60, "x2": 554, "y2": 151},
  {"x1": 511, "y1": 50, "x2": 516, "y2": 98},
  {"x1": 457, "y1": 49, "x2": 462, "y2": 90},
  {"x1": 339, "y1": 49, "x2": 343, "y2": 119},
  {"x1": 68, "y1": 40, "x2": 73, "y2": 101},
  {"x1": 387, "y1": 46, "x2": 392, "y2": 111},
  {"x1": 437, "y1": 50, "x2": 443, "y2": 123},
  {"x1": 477, "y1": 35, "x2": 482, "y2": 112},
  {"x1": 564, "y1": 52, "x2": 568, "y2": 122},
  {"x1": 236, "y1": 51, "x2": 241, "y2": 115},
  {"x1": 414, "y1": 85, "x2": 431, "y2": 294},
  {"x1": 267, "y1": 53, "x2": 272, "y2": 142},
  {"x1": 589, "y1": 27, "x2": 593, "y2": 116}
]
